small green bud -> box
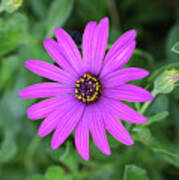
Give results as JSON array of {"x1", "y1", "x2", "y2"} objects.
[
  {"x1": 154, "y1": 69, "x2": 179, "y2": 94},
  {"x1": 0, "y1": 0, "x2": 23, "y2": 13}
]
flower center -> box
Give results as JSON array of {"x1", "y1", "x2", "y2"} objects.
[{"x1": 75, "y1": 73, "x2": 102, "y2": 104}]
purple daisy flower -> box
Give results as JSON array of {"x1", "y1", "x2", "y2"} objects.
[{"x1": 18, "y1": 17, "x2": 153, "y2": 160}]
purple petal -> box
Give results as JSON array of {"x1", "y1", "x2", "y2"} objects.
[
  {"x1": 101, "y1": 107, "x2": 134, "y2": 145},
  {"x1": 100, "y1": 97, "x2": 147, "y2": 124},
  {"x1": 100, "y1": 29, "x2": 136, "y2": 77},
  {"x1": 104, "y1": 30, "x2": 136, "y2": 62},
  {"x1": 55, "y1": 28, "x2": 83, "y2": 74},
  {"x1": 43, "y1": 38, "x2": 78, "y2": 76},
  {"x1": 82, "y1": 18, "x2": 109, "y2": 75},
  {"x1": 51, "y1": 101, "x2": 85, "y2": 149},
  {"x1": 75, "y1": 108, "x2": 90, "y2": 161},
  {"x1": 38, "y1": 97, "x2": 81, "y2": 137},
  {"x1": 27, "y1": 95, "x2": 73, "y2": 120},
  {"x1": 103, "y1": 84, "x2": 154, "y2": 102},
  {"x1": 100, "y1": 41, "x2": 136, "y2": 77},
  {"x1": 24, "y1": 60, "x2": 76, "y2": 84},
  {"x1": 101, "y1": 67, "x2": 149, "y2": 88},
  {"x1": 82, "y1": 21, "x2": 97, "y2": 71},
  {"x1": 18, "y1": 82, "x2": 74, "y2": 98},
  {"x1": 89, "y1": 104, "x2": 111, "y2": 155},
  {"x1": 91, "y1": 17, "x2": 109, "y2": 75}
]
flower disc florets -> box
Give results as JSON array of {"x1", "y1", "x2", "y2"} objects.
[{"x1": 75, "y1": 73, "x2": 102, "y2": 104}]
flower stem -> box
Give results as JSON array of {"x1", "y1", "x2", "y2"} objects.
[
  {"x1": 25, "y1": 134, "x2": 41, "y2": 173},
  {"x1": 139, "y1": 89, "x2": 158, "y2": 114}
]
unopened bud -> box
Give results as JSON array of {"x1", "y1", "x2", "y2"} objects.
[
  {"x1": 0, "y1": 0, "x2": 22, "y2": 13},
  {"x1": 154, "y1": 69, "x2": 179, "y2": 94}
]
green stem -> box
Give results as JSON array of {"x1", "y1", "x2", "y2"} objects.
[
  {"x1": 134, "y1": 49, "x2": 154, "y2": 65},
  {"x1": 139, "y1": 89, "x2": 158, "y2": 114},
  {"x1": 24, "y1": 134, "x2": 41, "y2": 173}
]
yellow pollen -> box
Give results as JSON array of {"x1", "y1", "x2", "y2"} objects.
[
  {"x1": 74, "y1": 73, "x2": 102, "y2": 104},
  {"x1": 77, "y1": 95, "x2": 82, "y2": 100},
  {"x1": 80, "y1": 78, "x2": 85, "y2": 82}
]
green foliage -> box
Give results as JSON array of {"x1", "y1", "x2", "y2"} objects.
[
  {"x1": 171, "y1": 42, "x2": 179, "y2": 54},
  {"x1": 0, "y1": 0, "x2": 23, "y2": 13},
  {"x1": 153, "y1": 148, "x2": 179, "y2": 168},
  {"x1": 142, "y1": 111, "x2": 169, "y2": 127},
  {"x1": 27, "y1": 175, "x2": 46, "y2": 180},
  {"x1": 0, "y1": 55, "x2": 19, "y2": 89},
  {"x1": 123, "y1": 165, "x2": 149, "y2": 180},
  {"x1": 0, "y1": 0, "x2": 179, "y2": 180},
  {"x1": 45, "y1": 0, "x2": 74, "y2": 37},
  {"x1": 76, "y1": 0, "x2": 108, "y2": 22},
  {"x1": 166, "y1": 23, "x2": 179, "y2": 62},
  {"x1": 45, "y1": 166, "x2": 66, "y2": 180},
  {"x1": 0, "y1": 13, "x2": 27, "y2": 57}
]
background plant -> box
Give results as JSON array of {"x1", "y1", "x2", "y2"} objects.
[{"x1": 0, "y1": 0, "x2": 179, "y2": 179}]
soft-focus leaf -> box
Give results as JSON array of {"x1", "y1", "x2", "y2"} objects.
[
  {"x1": 0, "y1": 13, "x2": 27, "y2": 57},
  {"x1": 166, "y1": 23, "x2": 179, "y2": 62},
  {"x1": 27, "y1": 175, "x2": 46, "y2": 180},
  {"x1": 30, "y1": 0, "x2": 47, "y2": 19},
  {"x1": 123, "y1": 165, "x2": 149, "y2": 180},
  {"x1": 148, "y1": 95, "x2": 169, "y2": 115},
  {"x1": 0, "y1": 165, "x2": 26, "y2": 180},
  {"x1": 85, "y1": 164, "x2": 118, "y2": 180},
  {"x1": 59, "y1": 142, "x2": 78, "y2": 173},
  {"x1": 76, "y1": 0, "x2": 107, "y2": 22},
  {"x1": 0, "y1": 0, "x2": 23, "y2": 13},
  {"x1": 0, "y1": 55, "x2": 19, "y2": 89},
  {"x1": 45, "y1": 166, "x2": 66, "y2": 180},
  {"x1": 0, "y1": 130, "x2": 17, "y2": 164},
  {"x1": 171, "y1": 42, "x2": 179, "y2": 54},
  {"x1": 45, "y1": 0, "x2": 74, "y2": 37},
  {"x1": 148, "y1": 63, "x2": 179, "y2": 82},
  {"x1": 47, "y1": 145, "x2": 67, "y2": 162},
  {"x1": 153, "y1": 148, "x2": 179, "y2": 168},
  {"x1": 132, "y1": 128, "x2": 151, "y2": 144},
  {"x1": 133, "y1": 0, "x2": 169, "y2": 24},
  {"x1": 142, "y1": 111, "x2": 169, "y2": 127}
]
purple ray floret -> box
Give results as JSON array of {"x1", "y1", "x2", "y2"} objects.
[{"x1": 18, "y1": 17, "x2": 154, "y2": 161}]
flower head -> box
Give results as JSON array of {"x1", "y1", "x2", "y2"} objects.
[
  {"x1": 154, "y1": 69, "x2": 179, "y2": 94},
  {"x1": 18, "y1": 17, "x2": 153, "y2": 160}
]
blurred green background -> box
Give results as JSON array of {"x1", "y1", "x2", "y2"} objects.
[{"x1": 0, "y1": 0, "x2": 179, "y2": 179}]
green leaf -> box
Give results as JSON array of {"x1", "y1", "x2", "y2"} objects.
[
  {"x1": 147, "y1": 95, "x2": 169, "y2": 115},
  {"x1": 153, "y1": 148, "x2": 179, "y2": 168},
  {"x1": 27, "y1": 175, "x2": 46, "y2": 180},
  {"x1": 0, "y1": 0, "x2": 23, "y2": 13},
  {"x1": 30, "y1": 0, "x2": 47, "y2": 19},
  {"x1": 85, "y1": 164, "x2": 117, "y2": 180},
  {"x1": 142, "y1": 111, "x2": 169, "y2": 127},
  {"x1": 0, "y1": 13, "x2": 27, "y2": 57},
  {"x1": 148, "y1": 63, "x2": 179, "y2": 82},
  {"x1": 171, "y1": 42, "x2": 179, "y2": 54},
  {"x1": 45, "y1": 0, "x2": 74, "y2": 37},
  {"x1": 132, "y1": 128, "x2": 151, "y2": 144},
  {"x1": 123, "y1": 165, "x2": 149, "y2": 180},
  {"x1": 59, "y1": 142, "x2": 78, "y2": 173},
  {"x1": 47, "y1": 145, "x2": 67, "y2": 162},
  {"x1": 45, "y1": 166, "x2": 66, "y2": 180},
  {"x1": 76, "y1": 0, "x2": 107, "y2": 22},
  {"x1": 0, "y1": 55, "x2": 19, "y2": 89},
  {"x1": 166, "y1": 23, "x2": 179, "y2": 62},
  {"x1": 0, "y1": 130, "x2": 17, "y2": 164}
]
